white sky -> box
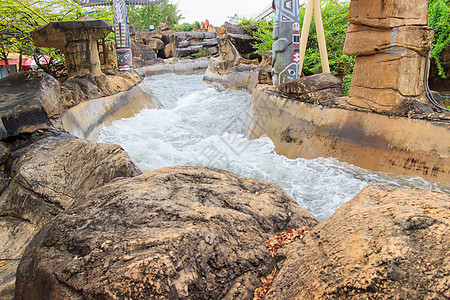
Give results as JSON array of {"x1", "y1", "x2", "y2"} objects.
[{"x1": 176, "y1": 0, "x2": 272, "y2": 26}]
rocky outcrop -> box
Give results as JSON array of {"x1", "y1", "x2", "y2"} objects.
[
  {"x1": 15, "y1": 166, "x2": 318, "y2": 299},
  {"x1": 245, "y1": 85, "x2": 450, "y2": 184},
  {"x1": 277, "y1": 73, "x2": 344, "y2": 105},
  {"x1": 344, "y1": 0, "x2": 436, "y2": 115},
  {"x1": 203, "y1": 26, "x2": 261, "y2": 93},
  {"x1": 267, "y1": 183, "x2": 450, "y2": 299},
  {"x1": 31, "y1": 20, "x2": 112, "y2": 78},
  {"x1": 60, "y1": 70, "x2": 141, "y2": 110},
  {"x1": 136, "y1": 57, "x2": 210, "y2": 77},
  {"x1": 223, "y1": 22, "x2": 259, "y2": 60},
  {"x1": 134, "y1": 29, "x2": 219, "y2": 61},
  {"x1": 0, "y1": 71, "x2": 62, "y2": 139},
  {"x1": 0, "y1": 134, "x2": 141, "y2": 298}
]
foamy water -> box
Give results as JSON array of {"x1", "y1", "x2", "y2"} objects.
[{"x1": 98, "y1": 73, "x2": 448, "y2": 220}]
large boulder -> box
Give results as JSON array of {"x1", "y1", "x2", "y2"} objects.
[
  {"x1": 15, "y1": 166, "x2": 319, "y2": 299},
  {"x1": 267, "y1": 184, "x2": 450, "y2": 299},
  {"x1": 0, "y1": 71, "x2": 61, "y2": 138},
  {"x1": 277, "y1": 73, "x2": 345, "y2": 105},
  {"x1": 131, "y1": 42, "x2": 159, "y2": 68},
  {"x1": 0, "y1": 134, "x2": 141, "y2": 297}
]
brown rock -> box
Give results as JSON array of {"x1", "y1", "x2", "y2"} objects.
[
  {"x1": 0, "y1": 71, "x2": 61, "y2": 138},
  {"x1": 261, "y1": 51, "x2": 273, "y2": 67},
  {"x1": 15, "y1": 166, "x2": 318, "y2": 299},
  {"x1": 0, "y1": 134, "x2": 141, "y2": 297},
  {"x1": 278, "y1": 73, "x2": 344, "y2": 104},
  {"x1": 344, "y1": 24, "x2": 434, "y2": 56},
  {"x1": 0, "y1": 142, "x2": 9, "y2": 165},
  {"x1": 349, "y1": 0, "x2": 428, "y2": 28},
  {"x1": 131, "y1": 42, "x2": 158, "y2": 68},
  {"x1": 60, "y1": 71, "x2": 140, "y2": 109},
  {"x1": 31, "y1": 20, "x2": 112, "y2": 77},
  {"x1": 351, "y1": 49, "x2": 426, "y2": 97},
  {"x1": 103, "y1": 40, "x2": 118, "y2": 71},
  {"x1": 143, "y1": 37, "x2": 164, "y2": 51},
  {"x1": 267, "y1": 183, "x2": 450, "y2": 299}
]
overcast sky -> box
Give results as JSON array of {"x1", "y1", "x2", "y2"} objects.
[{"x1": 176, "y1": 0, "x2": 272, "y2": 26}]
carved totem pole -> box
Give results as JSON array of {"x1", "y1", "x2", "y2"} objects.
[
  {"x1": 75, "y1": 0, "x2": 163, "y2": 71},
  {"x1": 272, "y1": 0, "x2": 301, "y2": 86}
]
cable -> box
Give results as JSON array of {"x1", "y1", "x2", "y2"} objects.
[{"x1": 424, "y1": 51, "x2": 449, "y2": 111}]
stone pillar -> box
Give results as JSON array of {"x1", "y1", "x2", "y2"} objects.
[
  {"x1": 104, "y1": 40, "x2": 118, "y2": 71},
  {"x1": 344, "y1": 0, "x2": 434, "y2": 114},
  {"x1": 31, "y1": 20, "x2": 112, "y2": 78}
]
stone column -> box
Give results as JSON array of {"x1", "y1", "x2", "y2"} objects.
[
  {"x1": 31, "y1": 20, "x2": 112, "y2": 78},
  {"x1": 344, "y1": 0, "x2": 434, "y2": 114}
]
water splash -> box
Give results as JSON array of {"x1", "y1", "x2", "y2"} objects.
[{"x1": 98, "y1": 73, "x2": 448, "y2": 220}]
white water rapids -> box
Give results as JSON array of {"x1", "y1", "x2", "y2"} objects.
[{"x1": 98, "y1": 73, "x2": 447, "y2": 220}]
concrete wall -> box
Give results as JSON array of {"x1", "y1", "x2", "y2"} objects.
[
  {"x1": 246, "y1": 85, "x2": 450, "y2": 184},
  {"x1": 61, "y1": 80, "x2": 158, "y2": 141}
]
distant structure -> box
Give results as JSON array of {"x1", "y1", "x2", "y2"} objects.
[{"x1": 75, "y1": 0, "x2": 164, "y2": 71}]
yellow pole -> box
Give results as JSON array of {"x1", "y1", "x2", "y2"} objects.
[
  {"x1": 313, "y1": 0, "x2": 330, "y2": 73},
  {"x1": 298, "y1": 0, "x2": 314, "y2": 74}
]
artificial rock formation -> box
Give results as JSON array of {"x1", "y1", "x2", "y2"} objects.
[
  {"x1": 0, "y1": 71, "x2": 62, "y2": 139},
  {"x1": 15, "y1": 166, "x2": 319, "y2": 299},
  {"x1": 0, "y1": 134, "x2": 140, "y2": 298},
  {"x1": 277, "y1": 73, "x2": 344, "y2": 105},
  {"x1": 344, "y1": 0, "x2": 435, "y2": 114},
  {"x1": 31, "y1": 20, "x2": 112, "y2": 78},
  {"x1": 267, "y1": 183, "x2": 450, "y2": 299}
]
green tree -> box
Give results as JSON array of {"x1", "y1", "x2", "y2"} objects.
[
  {"x1": 428, "y1": 0, "x2": 450, "y2": 78},
  {"x1": 127, "y1": 0, "x2": 182, "y2": 29},
  {"x1": 0, "y1": 0, "x2": 112, "y2": 78}
]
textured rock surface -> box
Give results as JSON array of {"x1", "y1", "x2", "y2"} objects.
[
  {"x1": 344, "y1": 0, "x2": 435, "y2": 115},
  {"x1": 278, "y1": 73, "x2": 344, "y2": 105},
  {"x1": 267, "y1": 183, "x2": 450, "y2": 299},
  {"x1": 0, "y1": 134, "x2": 141, "y2": 297},
  {"x1": 348, "y1": 0, "x2": 428, "y2": 28},
  {"x1": 31, "y1": 20, "x2": 112, "y2": 77},
  {"x1": 0, "y1": 71, "x2": 61, "y2": 138},
  {"x1": 344, "y1": 24, "x2": 434, "y2": 56},
  {"x1": 15, "y1": 166, "x2": 318, "y2": 299},
  {"x1": 60, "y1": 70, "x2": 140, "y2": 109}
]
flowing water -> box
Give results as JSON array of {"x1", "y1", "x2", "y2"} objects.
[{"x1": 98, "y1": 73, "x2": 448, "y2": 220}]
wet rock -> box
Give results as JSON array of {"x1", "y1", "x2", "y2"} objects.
[
  {"x1": 0, "y1": 71, "x2": 61, "y2": 138},
  {"x1": 278, "y1": 73, "x2": 344, "y2": 105},
  {"x1": 0, "y1": 134, "x2": 141, "y2": 296},
  {"x1": 15, "y1": 166, "x2": 318, "y2": 299},
  {"x1": 267, "y1": 183, "x2": 450, "y2": 299}
]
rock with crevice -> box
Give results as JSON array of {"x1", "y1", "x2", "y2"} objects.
[
  {"x1": 278, "y1": 73, "x2": 345, "y2": 105},
  {"x1": 15, "y1": 166, "x2": 319, "y2": 299},
  {"x1": 267, "y1": 183, "x2": 450, "y2": 299},
  {"x1": 344, "y1": 0, "x2": 436, "y2": 115},
  {"x1": 0, "y1": 134, "x2": 141, "y2": 297},
  {"x1": 0, "y1": 71, "x2": 61, "y2": 138}
]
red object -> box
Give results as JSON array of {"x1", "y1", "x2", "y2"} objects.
[
  {"x1": 205, "y1": 19, "x2": 209, "y2": 28},
  {"x1": 201, "y1": 21, "x2": 205, "y2": 29},
  {"x1": 0, "y1": 55, "x2": 50, "y2": 67}
]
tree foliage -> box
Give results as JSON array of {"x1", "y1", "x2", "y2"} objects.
[
  {"x1": 127, "y1": 0, "x2": 183, "y2": 29},
  {"x1": 428, "y1": 0, "x2": 450, "y2": 78},
  {"x1": 0, "y1": 0, "x2": 112, "y2": 78}
]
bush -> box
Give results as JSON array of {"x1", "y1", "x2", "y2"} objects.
[{"x1": 428, "y1": 0, "x2": 450, "y2": 78}]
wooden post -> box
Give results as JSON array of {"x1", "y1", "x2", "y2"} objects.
[
  {"x1": 298, "y1": 0, "x2": 330, "y2": 74},
  {"x1": 298, "y1": 0, "x2": 314, "y2": 73},
  {"x1": 313, "y1": 0, "x2": 330, "y2": 73}
]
